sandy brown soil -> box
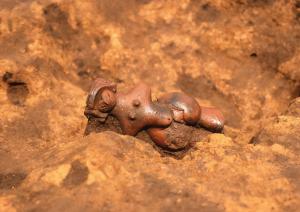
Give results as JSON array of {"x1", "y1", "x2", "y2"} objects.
[{"x1": 0, "y1": 0, "x2": 300, "y2": 211}]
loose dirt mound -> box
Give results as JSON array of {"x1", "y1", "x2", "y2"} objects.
[{"x1": 0, "y1": 0, "x2": 300, "y2": 211}]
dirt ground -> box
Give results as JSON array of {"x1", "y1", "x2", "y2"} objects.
[{"x1": 0, "y1": 0, "x2": 300, "y2": 211}]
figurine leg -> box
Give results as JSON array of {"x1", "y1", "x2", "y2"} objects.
[
  {"x1": 198, "y1": 106, "x2": 225, "y2": 133},
  {"x1": 147, "y1": 123, "x2": 191, "y2": 151},
  {"x1": 147, "y1": 121, "x2": 211, "y2": 151}
]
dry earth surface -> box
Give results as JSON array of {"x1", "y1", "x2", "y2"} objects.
[{"x1": 0, "y1": 0, "x2": 300, "y2": 211}]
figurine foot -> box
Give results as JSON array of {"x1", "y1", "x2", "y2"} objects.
[{"x1": 198, "y1": 106, "x2": 224, "y2": 133}]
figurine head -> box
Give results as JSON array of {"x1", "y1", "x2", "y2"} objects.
[{"x1": 85, "y1": 78, "x2": 117, "y2": 118}]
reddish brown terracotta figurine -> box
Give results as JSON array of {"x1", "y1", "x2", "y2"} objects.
[{"x1": 84, "y1": 78, "x2": 225, "y2": 151}]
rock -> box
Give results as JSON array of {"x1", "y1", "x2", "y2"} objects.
[
  {"x1": 12, "y1": 131, "x2": 297, "y2": 212},
  {"x1": 285, "y1": 98, "x2": 300, "y2": 117},
  {"x1": 254, "y1": 116, "x2": 300, "y2": 152},
  {"x1": 279, "y1": 52, "x2": 300, "y2": 81},
  {"x1": 0, "y1": 196, "x2": 16, "y2": 212},
  {"x1": 42, "y1": 164, "x2": 71, "y2": 186},
  {"x1": 207, "y1": 133, "x2": 233, "y2": 144},
  {"x1": 1, "y1": 0, "x2": 300, "y2": 211}
]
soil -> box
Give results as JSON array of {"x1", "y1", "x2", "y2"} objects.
[{"x1": 0, "y1": 0, "x2": 300, "y2": 211}]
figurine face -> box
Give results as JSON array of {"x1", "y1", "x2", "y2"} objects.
[
  {"x1": 85, "y1": 79, "x2": 117, "y2": 121},
  {"x1": 93, "y1": 89, "x2": 116, "y2": 112}
]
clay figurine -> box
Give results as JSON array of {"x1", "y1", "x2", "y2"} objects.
[{"x1": 84, "y1": 78, "x2": 225, "y2": 151}]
